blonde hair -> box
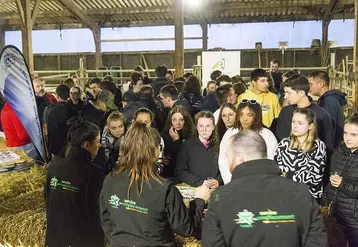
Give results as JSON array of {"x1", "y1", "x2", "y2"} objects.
[
  {"x1": 289, "y1": 108, "x2": 318, "y2": 152},
  {"x1": 107, "y1": 110, "x2": 127, "y2": 126},
  {"x1": 114, "y1": 122, "x2": 162, "y2": 198}
]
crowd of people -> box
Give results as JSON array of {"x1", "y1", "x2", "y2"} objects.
[{"x1": 1, "y1": 60, "x2": 357, "y2": 246}]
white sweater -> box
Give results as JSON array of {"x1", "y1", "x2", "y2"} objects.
[
  {"x1": 219, "y1": 127, "x2": 278, "y2": 184},
  {"x1": 213, "y1": 109, "x2": 220, "y2": 125}
]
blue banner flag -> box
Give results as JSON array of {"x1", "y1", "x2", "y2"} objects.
[{"x1": 0, "y1": 45, "x2": 46, "y2": 162}]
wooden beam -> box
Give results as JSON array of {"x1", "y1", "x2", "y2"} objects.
[
  {"x1": 323, "y1": 0, "x2": 342, "y2": 22},
  {"x1": 201, "y1": 23, "x2": 208, "y2": 51},
  {"x1": 92, "y1": 27, "x2": 102, "y2": 68},
  {"x1": 2, "y1": 2, "x2": 355, "y2": 21},
  {"x1": 19, "y1": 0, "x2": 34, "y2": 73},
  {"x1": 101, "y1": 37, "x2": 202, "y2": 42},
  {"x1": 57, "y1": 0, "x2": 98, "y2": 31},
  {"x1": 354, "y1": 0, "x2": 358, "y2": 110},
  {"x1": 321, "y1": 0, "x2": 342, "y2": 66},
  {"x1": 31, "y1": 0, "x2": 42, "y2": 26},
  {"x1": 58, "y1": 0, "x2": 102, "y2": 67},
  {"x1": 3, "y1": 12, "x2": 355, "y2": 32},
  {"x1": 174, "y1": 0, "x2": 184, "y2": 78},
  {"x1": 15, "y1": 0, "x2": 25, "y2": 26},
  {"x1": 321, "y1": 20, "x2": 330, "y2": 66},
  {"x1": 0, "y1": 27, "x2": 5, "y2": 51}
]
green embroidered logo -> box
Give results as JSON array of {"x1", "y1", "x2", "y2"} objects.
[
  {"x1": 234, "y1": 210, "x2": 255, "y2": 228},
  {"x1": 234, "y1": 209, "x2": 296, "y2": 228},
  {"x1": 49, "y1": 176, "x2": 80, "y2": 192},
  {"x1": 109, "y1": 195, "x2": 120, "y2": 209},
  {"x1": 108, "y1": 195, "x2": 149, "y2": 214},
  {"x1": 50, "y1": 177, "x2": 58, "y2": 188}
]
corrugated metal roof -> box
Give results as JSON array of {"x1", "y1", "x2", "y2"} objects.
[{"x1": 0, "y1": 0, "x2": 355, "y2": 30}]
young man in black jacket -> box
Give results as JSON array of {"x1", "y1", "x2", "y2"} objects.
[
  {"x1": 202, "y1": 130, "x2": 328, "y2": 247},
  {"x1": 275, "y1": 74, "x2": 334, "y2": 154},
  {"x1": 151, "y1": 64, "x2": 171, "y2": 98},
  {"x1": 309, "y1": 70, "x2": 347, "y2": 148},
  {"x1": 43, "y1": 85, "x2": 70, "y2": 159},
  {"x1": 159, "y1": 84, "x2": 192, "y2": 117}
]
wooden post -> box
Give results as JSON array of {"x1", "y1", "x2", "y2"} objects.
[
  {"x1": 201, "y1": 23, "x2": 208, "y2": 51},
  {"x1": 57, "y1": 55, "x2": 61, "y2": 70},
  {"x1": 23, "y1": 0, "x2": 33, "y2": 73},
  {"x1": 92, "y1": 28, "x2": 102, "y2": 68},
  {"x1": 321, "y1": 0, "x2": 341, "y2": 67},
  {"x1": 174, "y1": 0, "x2": 184, "y2": 78},
  {"x1": 321, "y1": 20, "x2": 330, "y2": 67},
  {"x1": 79, "y1": 57, "x2": 85, "y2": 87},
  {"x1": 354, "y1": 0, "x2": 358, "y2": 109},
  {"x1": 0, "y1": 27, "x2": 5, "y2": 51},
  {"x1": 16, "y1": 0, "x2": 41, "y2": 74}
]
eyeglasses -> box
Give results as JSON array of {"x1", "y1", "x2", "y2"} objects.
[{"x1": 241, "y1": 99, "x2": 258, "y2": 105}]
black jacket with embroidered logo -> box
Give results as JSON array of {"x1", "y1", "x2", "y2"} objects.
[
  {"x1": 44, "y1": 147, "x2": 105, "y2": 247},
  {"x1": 202, "y1": 159, "x2": 328, "y2": 247},
  {"x1": 99, "y1": 170, "x2": 205, "y2": 247}
]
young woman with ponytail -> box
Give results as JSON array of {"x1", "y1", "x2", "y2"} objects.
[{"x1": 44, "y1": 117, "x2": 105, "y2": 247}]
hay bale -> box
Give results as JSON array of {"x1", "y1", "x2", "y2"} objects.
[
  {"x1": 176, "y1": 236, "x2": 201, "y2": 247},
  {"x1": 0, "y1": 165, "x2": 47, "y2": 247},
  {"x1": 0, "y1": 137, "x2": 7, "y2": 149},
  {"x1": 0, "y1": 189, "x2": 45, "y2": 215},
  {"x1": 0, "y1": 210, "x2": 46, "y2": 247},
  {"x1": 0, "y1": 166, "x2": 47, "y2": 200}
]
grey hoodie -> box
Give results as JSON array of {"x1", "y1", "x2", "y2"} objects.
[{"x1": 318, "y1": 89, "x2": 347, "y2": 148}]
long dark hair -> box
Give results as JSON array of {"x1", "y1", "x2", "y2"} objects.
[
  {"x1": 183, "y1": 75, "x2": 202, "y2": 97},
  {"x1": 137, "y1": 85, "x2": 158, "y2": 111},
  {"x1": 115, "y1": 122, "x2": 162, "y2": 198},
  {"x1": 162, "y1": 105, "x2": 195, "y2": 140},
  {"x1": 216, "y1": 103, "x2": 236, "y2": 142},
  {"x1": 194, "y1": 111, "x2": 219, "y2": 154},
  {"x1": 235, "y1": 101, "x2": 264, "y2": 132},
  {"x1": 66, "y1": 117, "x2": 100, "y2": 153}
]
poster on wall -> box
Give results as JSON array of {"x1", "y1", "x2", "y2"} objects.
[
  {"x1": 0, "y1": 45, "x2": 46, "y2": 162},
  {"x1": 202, "y1": 51, "x2": 241, "y2": 88}
]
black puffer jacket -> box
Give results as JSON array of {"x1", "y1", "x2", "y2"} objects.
[
  {"x1": 175, "y1": 136, "x2": 222, "y2": 187},
  {"x1": 318, "y1": 90, "x2": 347, "y2": 148},
  {"x1": 324, "y1": 144, "x2": 358, "y2": 230}
]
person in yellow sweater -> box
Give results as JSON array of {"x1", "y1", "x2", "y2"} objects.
[{"x1": 237, "y1": 69, "x2": 280, "y2": 127}]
